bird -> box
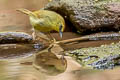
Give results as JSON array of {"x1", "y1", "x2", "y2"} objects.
[
  {"x1": 17, "y1": 8, "x2": 65, "y2": 43},
  {"x1": 17, "y1": 8, "x2": 66, "y2": 65}
]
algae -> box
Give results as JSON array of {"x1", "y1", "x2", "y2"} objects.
[{"x1": 65, "y1": 42, "x2": 120, "y2": 69}]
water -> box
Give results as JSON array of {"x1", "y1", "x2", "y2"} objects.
[
  {"x1": 0, "y1": 0, "x2": 48, "y2": 33},
  {"x1": 0, "y1": 0, "x2": 120, "y2": 80},
  {"x1": 0, "y1": 57, "x2": 46, "y2": 80},
  {"x1": 0, "y1": 0, "x2": 48, "y2": 80}
]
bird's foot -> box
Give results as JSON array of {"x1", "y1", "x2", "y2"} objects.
[
  {"x1": 52, "y1": 37, "x2": 56, "y2": 43},
  {"x1": 49, "y1": 38, "x2": 60, "y2": 44}
]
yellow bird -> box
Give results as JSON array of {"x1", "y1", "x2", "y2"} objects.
[{"x1": 17, "y1": 8, "x2": 65, "y2": 42}]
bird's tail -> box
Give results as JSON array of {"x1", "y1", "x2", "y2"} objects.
[{"x1": 17, "y1": 8, "x2": 33, "y2": 15}]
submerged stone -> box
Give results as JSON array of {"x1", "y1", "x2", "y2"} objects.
[{"x1": 65, "y1": 42, "x2": 120, "y2": 69}]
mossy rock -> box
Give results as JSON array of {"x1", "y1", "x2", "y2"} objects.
[
  {"x1": 65, "y1": 42, "x2": 120, "y2": 69},
  {"x1": 44, "y1": 0, "x2": 120, "y2": 34}
]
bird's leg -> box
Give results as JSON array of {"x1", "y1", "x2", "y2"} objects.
[
  {"x1": 32, "y1": 29, "x2": 50, "y2": 41},
  {"x1": 32, "y1": 28, "x2": 36, "y2": 40},
  {"x1": 48, "y1": 32, "x2": 57, "y2": 44},
  {"x1": 37, "y1": 32, "x2": 50, "y2": 41},
  {"x1": 47, "y1": 32, "x2": 66, "y2": 65}
]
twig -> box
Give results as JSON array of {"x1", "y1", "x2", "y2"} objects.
[
  {"x1": 58, "y1": 36, "x2": 89, "y2": 44},
  {"x1": 57, "y1": 33, "x2": 120, "y2": 44}
]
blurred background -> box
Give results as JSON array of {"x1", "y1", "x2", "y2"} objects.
[{"x1": 0, "y1": 0, "x2": 48, "y2": 33}]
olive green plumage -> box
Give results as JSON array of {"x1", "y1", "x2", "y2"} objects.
[{"x1": 17, "y1": 8, "x2": 65, "y2": 38}]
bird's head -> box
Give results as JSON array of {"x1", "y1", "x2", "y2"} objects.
[
  {"x1": 54, "y1": 18, "x2": 65, "y2": 38},
  {"x1": 59, "y1": 24, "x2": 64, "y2": 38}
]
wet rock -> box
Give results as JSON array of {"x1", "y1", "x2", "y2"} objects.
[
  {"x1": 90, "y1": 54, "x2": 120, "y2": 69},
  {"x1": 65, "y1": 42, "x2": 120, "y2": 69},
  {"x1": 0, "y1": 32, "x2": 43, "y2": 59},
  {"x1": 0, "y1": 32, "x2": 33, "y2": 44},
  {"x1": 44, "y1": 0, "x2": 120, "y2": 34}
]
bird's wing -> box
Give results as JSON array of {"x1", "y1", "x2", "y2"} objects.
[
  {"x1": 39, "y1": 14, "x2": 54, "y2": 24},
  {"x1": 38, "y1": 17, "x2": 52, "y2": 27},
  {"x1": 33, "y1": 17, "x2": 53, "y2": 32},
  {"x1": 38, "y1": 15, "x2": 55, "y2": 28}
]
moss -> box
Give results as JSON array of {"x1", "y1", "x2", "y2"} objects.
[
  {"x1": 65, "y1": 42, "x2": 120, "y2": 69},
  {"x1": 44, "y1": 0, "x2": 120, "y2": 34}
]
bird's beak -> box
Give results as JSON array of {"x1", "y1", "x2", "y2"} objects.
[
  {"x1": 59, "y1": 24, "x2": 63, "y2": 38},
  {"x1": 59, "y1": 31, "x2": 63, "y2": 38}
]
